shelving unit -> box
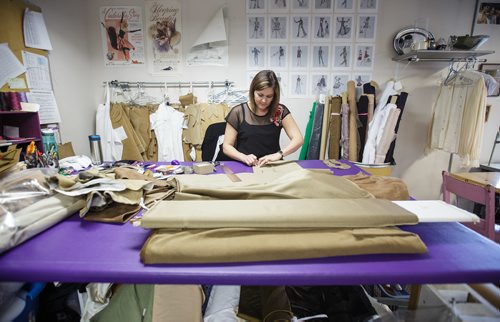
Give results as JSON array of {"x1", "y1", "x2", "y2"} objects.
[
  {"x1": 392, "y1": 49, "x2": 495, "y2": 62},
  {"x1": 0, "y1": 111, "x2": 43, "y2": 152}
]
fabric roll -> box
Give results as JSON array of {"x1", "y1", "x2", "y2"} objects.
[
  {"x1": 299, "y1": 102, "x2": 316, "y2": 160},
  {"x1": 340, "y1": 103, "x2": 350, "y2": 160},
  {"x1": 385, "y1": 92, "x2": 408, "y2": 164},
  {"x1": 357, "y1": 94, "x2": 369, "y2": 161},
  {"x1": 141, "y1": 226, "x2": 427, "y2": 264},
  {"x1": 306, "y1": 102, "x2": 324, "y2": 160},
  {"x1": 328, "y1": 96, "x2": 342, "y2": 160},
  {"x1": 140, "y1": 198, "x2": 418, "y2": 229},
  {"x1": 319, "y1": 96, "x2": 332, "y2": 159},
  {"x1": 375, "y1": 108, "x2": 401, "y2": 164},
  {"x1": 347, "y1": 81, "x2": 359, "y2": 162}
]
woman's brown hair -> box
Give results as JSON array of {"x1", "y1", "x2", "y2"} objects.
[{"x1": 248, "y1": 70, "x2": 281, "y2": 116}]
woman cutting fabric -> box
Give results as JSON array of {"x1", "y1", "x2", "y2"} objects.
[{"x1": 223, "y1": 70, "x2": 304, "y2": 166}]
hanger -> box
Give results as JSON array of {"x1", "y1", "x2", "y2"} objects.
[
  {"x1": 444, "y1": 61, "x2": 473, "y2": 86},
  {"x1": 162, "y1": 82, "x2": 170, "y2": 105}
]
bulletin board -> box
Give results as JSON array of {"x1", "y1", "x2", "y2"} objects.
[{"x1": 0, "y1": 0, "x2": 47, "y2": 92}]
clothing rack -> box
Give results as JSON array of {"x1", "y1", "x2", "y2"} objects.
[{"x1": 103, "y1": 80, "x2": 234, "y2": 90}]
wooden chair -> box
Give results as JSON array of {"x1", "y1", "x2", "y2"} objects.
[{"x1": 442, "y1": 170, "x2": 498, "y2": 242}]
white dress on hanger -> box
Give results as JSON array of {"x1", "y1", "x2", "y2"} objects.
[
  {"x1": 150, "y1": 102, "x2": 185, "y2": 162},
  {"x1": 96, "y1": 84, "x2": 123, "y2": 162}
]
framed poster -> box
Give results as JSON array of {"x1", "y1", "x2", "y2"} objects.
[
  {"x1": 290, "y1": 44, "x2": 309, "y2": 69},
  {"x1": 247, "y1": 44, "x2": 266, "y2": 69},
  {"x1": 357, "y1": 15, "x2": 377, "y2": 41},
  {"x1": 333, "y1": 15, "x2": 354, "y2": 41},
  {"x1": 354, "y1": 44, "x2": 374, "y2": 69},
  {"x1": 332, "y1": 44, "x2": 353, "y2": 69},
  {"x1": 248, "y1": 15, "x2": 266, "y2": 41}
]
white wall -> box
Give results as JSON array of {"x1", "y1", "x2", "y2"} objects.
[{"x1": 33, "y1": 0, "x2": 499, "y2": 200}]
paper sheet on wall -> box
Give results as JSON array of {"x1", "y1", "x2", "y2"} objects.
[
  {"x1": 26, "y1": 90, "x2": 61, "y2": 124},
  {"x1": 186, "y1": 7, "x2": 228, "y2": 66},
  {"x1": 22, "y1": 51, "x2": 52, "y2": 90},
  {"x1": 0, "y1": 43, "x2": 27, "y2": 89},
  {"x1": 23, "y1": 9, "x2": 53, "y2": 51}
]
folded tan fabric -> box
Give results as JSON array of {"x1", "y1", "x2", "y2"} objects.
[
  {"x1": 174, "y1": 168, "x2": 374, "y2": 200},
  {"x1": 344, "y1": 172, "x2": 410, "y2": 200},
  {"x1": 140, "y1": 199, "x2": 418, "y2": 229},
  {"x1": 141, "y1": 227, "x2": 427, "y2": 264}
]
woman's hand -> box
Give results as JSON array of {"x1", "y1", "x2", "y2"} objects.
[
  {"x1": 256, "y1": 152, "x2": 282, "y2": 166},
  {"x1": 241, "y1": 154, "x2": 258, "y2": 166}
]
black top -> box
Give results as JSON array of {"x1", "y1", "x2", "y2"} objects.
[{"x1": 225, "y1": 103, "x2": 290, "y2": 158}]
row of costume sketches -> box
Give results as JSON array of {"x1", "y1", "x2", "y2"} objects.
[
  {"x1": 428, "y1": 62, "x2": 490, "y2": 167},
  {"x1": 300, "y1": 79, "x2": 408, "y2": 165},
  {"x1": 96, "y1": 83, "x2": 235, "y2": 163}
]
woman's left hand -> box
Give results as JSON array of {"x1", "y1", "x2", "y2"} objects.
[{"x1": 256, "y1": 152, "x2": 282, "y2": 166}]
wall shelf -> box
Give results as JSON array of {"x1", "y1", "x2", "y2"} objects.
[{"x1": 392, "y1": 50, "x2": 495, "y2": 62}]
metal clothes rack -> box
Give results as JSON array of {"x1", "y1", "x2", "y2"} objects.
[{"x1": 103, "y1": 80, "x2": 234, "y2": 90}]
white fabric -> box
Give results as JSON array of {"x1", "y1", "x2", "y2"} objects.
[
  {"x1": 96, "y1": 83, "x2": 123, "y2": 162},
  {"x1": 392, "y1": 200, "x2": 480, "y2": 223},
  {"x1": 203, "y1": 285, "x2": 240, "y2": 322},
  {"x1": 212, "y1": 135, "x2": 225, "y2": 162},
  {"x1": 363, "y1": 103, "x2": 397, "y2": 164},
  {"x1": 150, "y1": 103, "x2": 185, "y2": 162},
  {"x1": 429, "y1": 70, "x2": 487, "y2": 167}
]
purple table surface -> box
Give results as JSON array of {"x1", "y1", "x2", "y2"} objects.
[{"x1": 1, "y1": 160, "x2": 499, "y2": 285}]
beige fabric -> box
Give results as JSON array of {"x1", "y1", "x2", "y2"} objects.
[
  {"x1": 173, "y1": 168, "x2": 374, "y2": 200},
  {"x1": 141, "y1": 227, "x2": 427, "y2": 264},
  {"x1": 344, "y1": 172, "x2": 410, "y2": 200},
  {"x1": 140, "y1": 198, "x2": 418, "y2": 229},
  {"x1": 347, "y1": 80, "x2": 358, "y2": 161},
  {"x1": 152, "y1": 285, "x2": 203, "y2": 322},
  {"x1": 110, "y1": 103, "x2": 145, "y2": 161}
]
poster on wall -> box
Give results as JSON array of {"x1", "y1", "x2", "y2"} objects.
[
  {"x1": 99, "y1": 6, "x2": 145, "y2": 66},
  {"x1": 145, "y1": 0, "x2": 182, "y2": 74}
]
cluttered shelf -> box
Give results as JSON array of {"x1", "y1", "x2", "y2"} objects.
[{"x1": 392, "y1": 49, "x2": 495, "y2": 62}]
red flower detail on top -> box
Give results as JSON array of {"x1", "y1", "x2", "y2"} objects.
[{"x1": 270, "y1": 105, "x2": 283, "y2": 126}]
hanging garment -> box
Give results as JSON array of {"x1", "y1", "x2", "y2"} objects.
[
  {"x1": 109, "y1": 103, "x2": 146, "y2": 161},
  {"x1": 374, "y1": 107, "x2": 400, "y2": 164},
  {"x1": 429, "y1": 70, "x2": 487, "y2": 167},
  {"x1": 150, "y1": 102, "x2": 185, "y2": 162},
  {"x1": 183, "y1": 103, "x2": 230, "y2": 161},
  {"x1": 96, "y1": 84, "x2": 123, "y2": 161},
  {"x1": 299, "y1": 102, "x2": 316, "y2": 160},
  {"x1": 127, "y1": 105, "x2": 157, "y2": 161}
]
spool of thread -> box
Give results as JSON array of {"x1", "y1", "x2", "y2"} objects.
[{"x1": 8, "y1": 92, "x2": 21, "y2": 111}]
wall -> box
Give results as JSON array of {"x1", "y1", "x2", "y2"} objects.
[{"x1": 32, "y1": 0, "x2": 499, "y2": 200}]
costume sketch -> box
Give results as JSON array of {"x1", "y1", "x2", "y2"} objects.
[
  {"x1": 247, "y1": 0, "x2": 266, "y2": 12},
  {"x1": 269, "y1": 0, "x2": 288, "y2": 12},
  {"x1": 359, "y1": 0, "x2": 377, "y2": 11},
  {"x1": 333, "y1": 45, "x2": 351, "y2": 68},
  {"x1": 331, "y1": 73, "x2": 349, "y2": 96},
  {"x1": 293, "y1": 16, "x2": 308, "y2": 38},
  {"x1": 248, "y1": 16, "x2": 265, "y2": 40},
  {"x1": 291, "y1": 45, "x2": 308, "y2": 68},
  {"x1": 270, "y1": 45, "x2": 287, "y2": 68},
  {"x1": 357, "y1": 15, "x2": 376, "y2": 40},
  {"x1": 248, "y1": 45, "x2": 265, "y2": 68},
  {"x1": 335, "y1": 0, "x2": 354, "y2": 11},
  {"x1": 292, "y1": 0, "x2": 310, "y2": 11},
  {"x1": 355, "y1": 45, "x2": 373, "y2": 68},
  {"x1": 290, "y1": 73, "x2": 307, "y2": 96},
  {"x1": 312, "y1": 74, "x2": 328, "y2": 94},
  {"x1": 269, "y1": 16, "x2": 288, "y2": 40},
  {"x1": 353, "y1": 73, "x2": 371, "y2": 87},
  {"x1": 313, "y1": 45, "x2": 329, "y2": 68},
  {"x1": 313, "y1": 16, "x2": 330, "y2": 40},
  {"x1": 314, "y1": 0, "x2": 332, "y2": 10},
  {"x1": 334, "y1": 15, "x2": 353, "y2": 40}
]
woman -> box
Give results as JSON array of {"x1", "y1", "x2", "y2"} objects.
[{"x1": 223, "y1": 70, "x2": 304, "y2": 166}]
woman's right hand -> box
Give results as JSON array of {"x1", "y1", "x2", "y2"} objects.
[{"x1": 241, "y1": 154, "x2": 258, "y2": 166}]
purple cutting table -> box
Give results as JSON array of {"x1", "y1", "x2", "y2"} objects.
[{"x1": 0, "y1": 160, "x2": 499, "y2": 285}]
